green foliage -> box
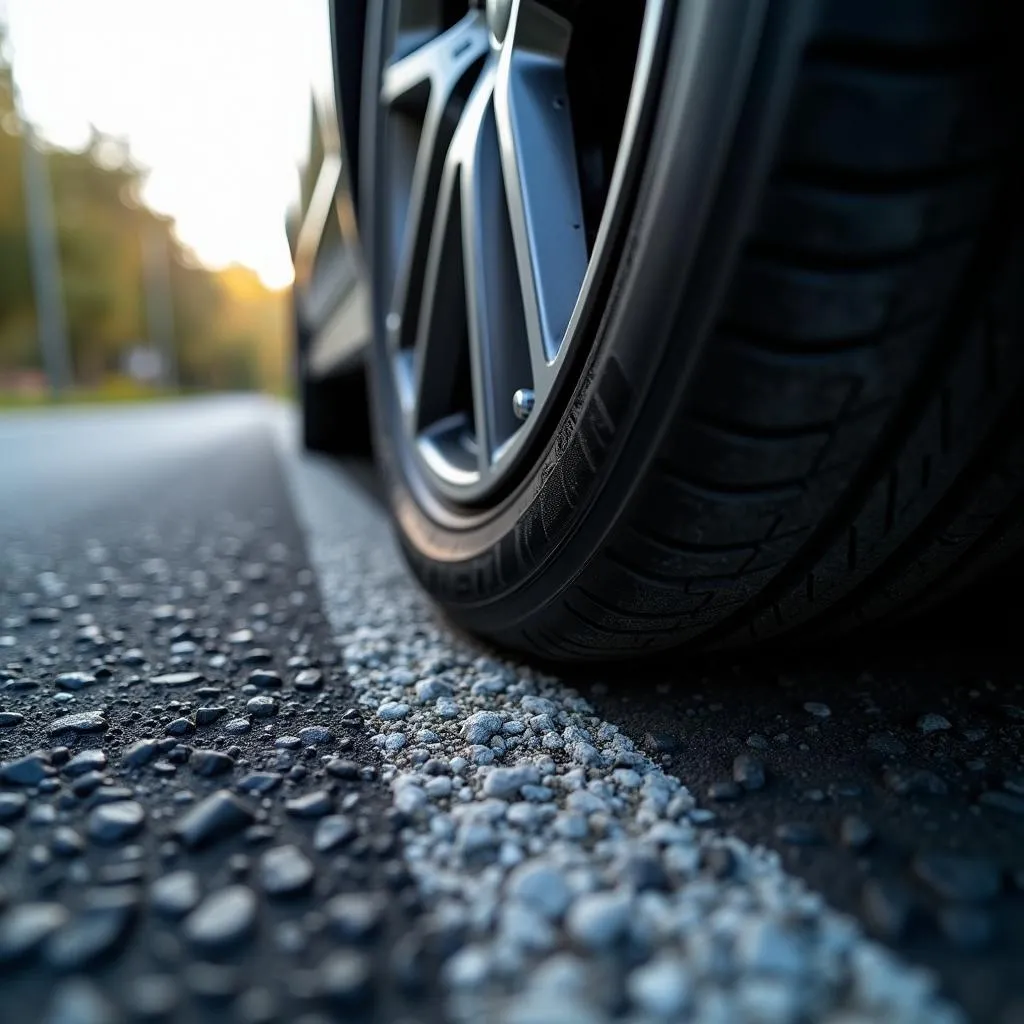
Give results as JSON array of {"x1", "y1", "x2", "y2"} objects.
[
  {"x1": 0, "y1": 30, "x2": 31, "y2": 325},
  {"x1": 0, "y1": 27, "x2": 289, "y2": 394}
]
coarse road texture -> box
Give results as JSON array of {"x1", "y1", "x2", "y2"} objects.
[{"x1": 0, "y1": 396, "x2": 1021, "y2": 1024}]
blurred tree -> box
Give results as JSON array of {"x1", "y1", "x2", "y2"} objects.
[
  {"x1": 0, "y1": 24, "x2": 37, "y2": 372},
  {"x1": 0, "y1": 24, "x2": 290, "y2": 396},
  {"x1": 169, "y1": 249, "x2": 226, "y2": 387},
  {"x1": 216, "y1": 264, "x2": 289, "y2": 392}
]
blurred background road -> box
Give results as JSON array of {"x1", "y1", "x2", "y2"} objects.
[
  {"x1": 0, "y1": 1, "x2": 309, "y2": 409},
  {"x1": 0, "y1": 396, "x2": 441, "y2": 1023},
  {"x1": 0, "y1": 398, "x2": 272, "y2": 538}
]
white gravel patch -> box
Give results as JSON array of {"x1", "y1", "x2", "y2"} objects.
[{"x1": 278, "y1": 422, "x2": 962, "y2": 1024}]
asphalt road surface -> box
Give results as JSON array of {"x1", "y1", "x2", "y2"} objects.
[{"x1": 1, "y1": 396, "x2": 1022, "y2": 1024}]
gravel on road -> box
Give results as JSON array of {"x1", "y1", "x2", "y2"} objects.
[
  {"x1": 0, "y1": 400, "x2": 438, "y2": 1023},
  {"x1": 282, "y1": 420, "x2": 966, "y2": 1024},
  {"x1": 2, "y1": 398, "x2": 1020, "y2": 1023}
]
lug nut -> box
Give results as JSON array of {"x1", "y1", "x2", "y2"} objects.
[{"x1": 512, "y1": 388, "x2": 535, "y2": 421}]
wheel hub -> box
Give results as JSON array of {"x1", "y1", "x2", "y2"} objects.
[{"x1": 372, "y1": 0, "x2": 659, "y2": 504}]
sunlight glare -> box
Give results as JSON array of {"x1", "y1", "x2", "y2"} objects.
[{"x1": 5, "y1": 0, "x2": 322, "y2": 289}]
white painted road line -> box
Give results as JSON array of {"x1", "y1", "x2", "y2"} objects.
[{"x1": 278, "y1": 413, "x2": 962, "y2": 1024}]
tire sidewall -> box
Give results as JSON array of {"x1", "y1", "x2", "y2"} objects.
[{"x1": 361, "y1": 1, "x2": 810, "y2": 633}]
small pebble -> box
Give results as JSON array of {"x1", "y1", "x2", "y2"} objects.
[
  {"x1": 238, "y1": 772, "x2": 283, "y2": 795},
  {"x1": 708, "y1": 780, "x2": 742, "y2": 802},
  {"x1": 628, "y1": 954, "x2": 691, "y2": 1017},
  {"x1": 506, "y1": 862, "x2": 571, "y2": 921},
  {"x1": 0, "y1": 794, "x2": 27, "y2": 822},
  {"x1": 803, "y1": 702, "x2": 831, "y2": 719},
  {"x1": 378, "y1": 701, "x2": 410, "y2": 721},
  {"x1": 190, "y1": 749, "x2": 236, "y2": 777},
  {"x1": 55, "y1": 671, "x2": 97, "y2": 691},
  {"x1": 88, "y1": 801, "x2": 146, "y2": 845},
  {"x1": 840, "y1": 815, "x2": 874, "y2": 850},
  {"x1": 260, "y1": 845, "x2": 315, "y2": 897},
  {"x1": 48, "y1": 710, "x2": 108, "y2": 735},
  {"x1": 325, "y1": 893, "x2": 384, "y2": 939},
  {"x1": 733, "y1": 754, "x2": 766, "y2": 791},
  {"x1": 246, "y1": 696, "x2": 277, "y2": 718},
  {"x1": 286, "y1": 790, "x2": 332, "y2": 819},
  {"x1": 318, "y1": 949, "x2": 372, "y2": 1004},
  {"x1": 775, "y1": 822, "x2": 822, "y2": 846},
  {"x1": 63, "y1": 749, "x2": 108, "y2": 777},
  {"x1": 298, "y1": 726, "x2": 333, "y2": 746},
  {"x1": 43, "y1": 978, "x2": 118, "y2": 1024},
  {"x1": 565, "y1": 890, "x2": 632, "y2": 949},
  {"x1": 151, "y1": 672, "x2": 204, "y2": 687},
  {"x1": 294, "y1": 668, "x2": 323, "y2": 690},
  {"x1": 314, "y1": 815, "x2": 357, "y2": 852},
  {"x1": 0, "y1": 902, "x2": 69, "y2": 963},
  {"x1": 151, "y1": 870, "x2": 202, "y2": 918},
  {"x1": 184, "y1": 886, "x2": 257, "y2": 950},
  {"x1": 174, "y1": 790, "x2": 255, "y2": 849}
]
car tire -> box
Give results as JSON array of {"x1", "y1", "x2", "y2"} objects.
[{"x1": 361, "y1": 0, "x2": 1023, "y2": 660}]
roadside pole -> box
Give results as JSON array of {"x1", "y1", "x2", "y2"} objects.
[
  {"x1": 142, "y1": 221, "x2": 179, "y2": 390},
  {"x1": 20, "y1": 118, "x2": 73, "y2": 397}
]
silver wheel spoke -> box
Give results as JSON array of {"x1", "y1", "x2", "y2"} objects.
[
  {"x1": 494, "y1": 0, "x2": 588, "y2": 389},
  {"x1": 381, "y1": 17, "x2": 479, "y2": 107},
  {"x1": 381, "y1": 14, "x2": 488, "y2": 354},
  {"x1": 371, "y1": 0, "x2": 658, "y2": 499},
  {"x1": 410, "y1": 65, "x2": 532, "y2": 478},
  {"x1": 459, "y1": 68, "x2": 532, "y2": 472}
]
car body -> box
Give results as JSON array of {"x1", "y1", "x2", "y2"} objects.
[{"x1": 288, "y1": 1, "x2": 371, "y2": 387}]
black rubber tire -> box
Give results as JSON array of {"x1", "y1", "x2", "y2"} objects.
[{"x1": 368, "y1": 0, "x2": 1024, "y2": 661}]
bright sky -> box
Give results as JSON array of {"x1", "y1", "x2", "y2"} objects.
[{"x1": 3, "y1": 0, "x2": 324, "y2": 288}]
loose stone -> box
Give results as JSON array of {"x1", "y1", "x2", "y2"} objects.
[{"x1": 184, "y1": 886, "x2": 257, "y2": 950}]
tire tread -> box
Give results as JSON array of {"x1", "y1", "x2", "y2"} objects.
[{"x1": 507, "y1": 0, "x2": 1024, "y2": 659}]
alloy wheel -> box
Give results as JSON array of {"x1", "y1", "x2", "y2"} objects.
[{"x1": 370, "y1": 0, "x2": 665, "y2": 503}]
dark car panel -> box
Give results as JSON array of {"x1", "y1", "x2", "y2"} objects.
[{"x1": 290, "y1": 0, "x2": 371, "y2": 378}]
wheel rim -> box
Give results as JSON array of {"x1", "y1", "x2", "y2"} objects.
[{"x1": 371, "y1": 0, "x2": 665, "y2": 504}]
